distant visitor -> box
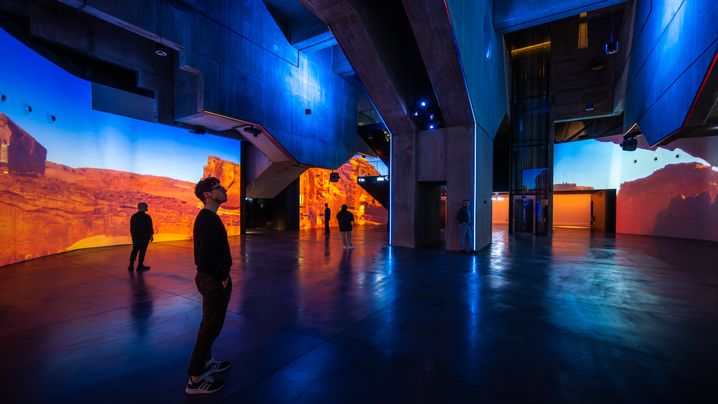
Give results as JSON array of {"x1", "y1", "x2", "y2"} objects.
[
  {"x1": 336, "y1": 204, "x2": 355, "y2": 249},
  {"x1": 128, "y1": 202, "x2": 153, "y2": 271},
  {"x1": 324, "y1": 203, "x2": 331, "y2": 236},
  {"x1": 456, "y1": 199, "x2": 472, "y2": 253},
  {"x1": 186, "y1": 177, "x2": 232, "y2": 395}
]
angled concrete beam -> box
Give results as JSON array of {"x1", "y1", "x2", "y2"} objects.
[{"x1": 401, "y1": 0, "x2": 473, "y2": 126}]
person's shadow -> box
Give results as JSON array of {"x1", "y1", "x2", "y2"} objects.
[
  {"x1": 340, "y1": 248, "x2": 352, "y2": 272},
  {"x1": 129, "y1": 270, "x2": 154, "y2": 338}
]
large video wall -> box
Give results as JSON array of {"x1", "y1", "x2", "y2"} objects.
[
  {"x1": 554, "y1": 134, "x2": 718, "y2": 242},
  {"x1": 0, "y1": 29, "x2": 240, "y2": 267},
  {"x1": 299, "y1": 155, "x2": 387, "y2": 230}
]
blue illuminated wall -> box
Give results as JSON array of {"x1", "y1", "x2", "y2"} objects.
[
  {"x1": 65, "y1": 0, "x2": 363, "y2": 169},
  {"x1": 0, "y1": 29, "x2": 241, "y2": 267},
  {"x1": 554, "y1": 135, "x2": 718, "y2": 242},
  {"x1": 624, "y1": 0, "x2": 718, "y2": 145},
  {"x1": 447, "y1": 0, "x2": 508, "y2": 141}
]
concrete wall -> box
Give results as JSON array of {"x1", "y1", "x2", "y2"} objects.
[
  {"x1": 54, "y1": 0, "x2": 362, "y2": 168},
  {"x1": 623, "y1": 0, "x2": 718, "y2": 145}
]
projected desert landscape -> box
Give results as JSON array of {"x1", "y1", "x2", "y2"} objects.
[
  {"x1": 300, "y1": 156, "x2": 387, "y2": 230},
  {"x1": 0, "y1": 114, "x2": 239, "y2": 266}
]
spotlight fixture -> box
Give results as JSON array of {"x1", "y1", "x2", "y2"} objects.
[
  {"x1": 419, "y1": 100, "x2": 428, "y2": 108},
  {"x1": 585, "y1": 103, "x2": 594, "y2": 112},
  {"x1": 243, "y1": 126, "x2": 262, "y2": 138},
  {"x1": 413, "y1": 111, "x2": 419, "y2": 117},
  {"x1": 154, "y1": 44, "x2": 168, "y2": 57},
  {"x1": 46, "y1": 113, "x2": 56, "y2": 124},
  {"x1": 21, "y1": 103, "x2": 32, "y2": 114},
  {"x1": 0, "y1": 93, "x2": 6, "y2": 103},
  {"x1": 428, "y1": 114, "x2": 435, "y2": 120},
  {"x1": 604, "y1": 41, "x2": 619, "y2": 55},
  {"x1": 305, "y1": 108, "x2": 312, "y2": 115},
  {"x1": 428, "y1": 124, "x2": 436, "y2": 130}
]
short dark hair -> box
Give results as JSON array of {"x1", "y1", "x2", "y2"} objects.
[
  {"x1": 325, "y1": 203, "x2": 328, "y2": 207},
  {"x1": 341, "y1": 204, "x2": 348, "y2": 210},
  {"x1": 137, "y1": 202, "x2": 148, "y2": 211},
  {"x1": 194, "y1": 177, "x2": 220, "y2": 202}
]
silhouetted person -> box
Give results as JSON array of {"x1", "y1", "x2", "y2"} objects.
[
  {"x1": 186, "y1": 177, "x2": 232, "y2": 395},
  {"x1": 128, "y1": 202, "x2": 153, "y2": 271},
  {"x1": 324, "y1": 203, "x2": 331, "y2": 236},
  {"x1": 336, "y1": 204, "x2": 355, "y2": 249},
  {"x1": 456, "y1": 199, "x2": 472, "y2": 253}
]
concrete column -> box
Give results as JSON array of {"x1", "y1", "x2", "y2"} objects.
[
  {"x1": 475, "y1": 129, "x2": 493, "y2": 250},
  {"x1": 390, "y1": 131, "x2": 417, "y2": 247},
  {"x1": 445, "y1": 124, "x2": 473, "y2": 251}
]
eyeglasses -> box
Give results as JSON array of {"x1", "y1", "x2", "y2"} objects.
[{"x1": 210, "y1": 184, "x2": 226, "y2": 192}]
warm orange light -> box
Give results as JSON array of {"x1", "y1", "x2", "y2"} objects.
[
  {"x1": 553, "y1": 193, "x2": 591, "y2": 228},
  {"x1": 578, "y1": 22, "x2": 588, "y2": 49},
  {"x1": 510, "y1": 41, "x2": 551, "y2": 56}
]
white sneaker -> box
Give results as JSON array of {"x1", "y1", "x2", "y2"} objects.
[{"x1": 185, "y1": 377, "x2": 224, "y2": 395}]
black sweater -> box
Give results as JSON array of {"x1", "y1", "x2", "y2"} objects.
[
  {"x1": 193, "y1": 209, "x2": 232, "y2": 281},
  {"x1": 336, "y1": 210, "x2": 354, "y2": 231},
  {"x1": 130, "y1": 211, "x2": 154, "y2": 243}
]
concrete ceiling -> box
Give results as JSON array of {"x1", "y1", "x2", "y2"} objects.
[{"x1": 262, "y1": 0, "x2": 336, "y2": 51}]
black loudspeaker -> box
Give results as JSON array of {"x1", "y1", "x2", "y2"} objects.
[{"x1": 329, "y1": 172, "x2": 340, "y2": 182}]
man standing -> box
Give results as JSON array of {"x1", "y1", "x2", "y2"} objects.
[
  {"x1": 128, "y1": 202, "x2": 153, "y2": 271},
  {"x1": 186, "y1": 177, "x2": 232, "y2": 395},
  {"x1": 336, "y1": 204, "x2": 355, "y2": 249},
  {"x1": 456, "y1": 199, "x2": 472, "y2": 253},
  {"x1": 324, "y1": 203, "x2": 331, "y2": 236}
]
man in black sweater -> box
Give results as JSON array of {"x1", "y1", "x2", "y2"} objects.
[
  {"x1": 128, "y1": 202, "x2": 153, "y2": 271},
  {"x1": 185, "y1": 177, "x2": 232, "y2": 395}
]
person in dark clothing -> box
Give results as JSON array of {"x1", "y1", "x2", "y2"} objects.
[
  {"x1": 128, "y1": 202, "x2": 153, "y2": 271},
  {"x1": 456, "y1": 199, "x2": 472, "y2": 252},
  {"x1": 336, "y1": 204, "x2": 355, "y2": 249},
  {"x1": 324, "y1": 203, "x2": 331, "y2": 236},
  {"x1": 185, "y1": 177, "x2": 232, "y2": 395}
]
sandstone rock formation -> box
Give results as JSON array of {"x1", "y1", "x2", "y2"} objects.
[
  {"x1": 617, "y1": 163, "x2": 718, "y2": 242},
  {"x1": 0, "y1": 115, "x2": 241, "y2": 266},
  {"x1": 0, "y1": 113, "x2": 47, "y2": 175},
  {"x1": 300, "y1": 156, "x2": 387, "y2": 230}
]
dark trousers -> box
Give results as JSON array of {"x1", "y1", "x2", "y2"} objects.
[
  {"x1": 129, "y1": 241, "x2": 149, "y2": 264},
  {"x1": 188, "y1": 272, "x2": 232, "y2": 376},
  {"x1": 325, "y1": 220, "x2": 330, "y2": 235}
]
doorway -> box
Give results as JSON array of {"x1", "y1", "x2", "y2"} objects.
[
  {"x1": 512, "y1": 195, "x2": 536, "y2": 234},
  {"x1": 244, "y1": 198, "x2": 274, "y2": 232},
  {"x1": 553, "y1": 190, "x2": 616, "y2": 232}
]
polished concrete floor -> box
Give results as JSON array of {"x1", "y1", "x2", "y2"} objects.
[{"x1": 1, "y1": 226, "x2": 716, "y2": 403}]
